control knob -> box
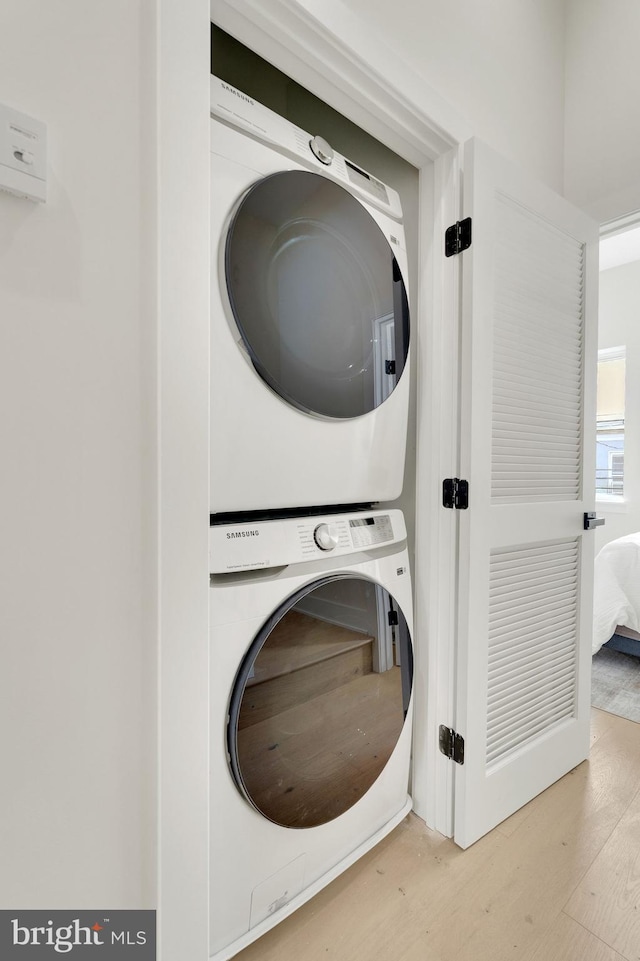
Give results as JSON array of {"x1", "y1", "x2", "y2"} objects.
[
  {"x1": 309, "y1": 135, "x2": 334, "y2": 166},
  {"x1": 314, "y1": 523, "x2": 339, "y2": 552}
]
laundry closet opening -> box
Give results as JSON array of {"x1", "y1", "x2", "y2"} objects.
[{"x1": 210, "y1": 24, "x2": 421, "y2": 566}]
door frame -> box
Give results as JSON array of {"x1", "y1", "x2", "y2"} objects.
[{"x1": 159, "y1": 0, "x2": 473, "y2": 955}]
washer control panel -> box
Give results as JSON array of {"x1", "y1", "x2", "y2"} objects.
[{"x1": 210, "y1": 509, "x2": 405, "y2": 573}]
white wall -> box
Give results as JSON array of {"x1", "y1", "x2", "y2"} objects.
[
  {"x1": 564, "y1": 0, "x2": 640, "y2": 222},
  {"x1": 595, "y1": 259, "x2": 640, "y2": 551},
  {"x1": 0, "y1": 0, "x2": 156, "y2": 907},
  {"x1": 340, "y1": 0, "x2": 567, "y2": 192}
]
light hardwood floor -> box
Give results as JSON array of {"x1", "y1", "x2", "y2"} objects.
[{"x1": 234, "y1": 708, "x2": 640, "y2": 961}]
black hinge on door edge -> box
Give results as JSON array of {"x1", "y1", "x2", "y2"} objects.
[
  {"x1": 388, "y1": 609, "x2": 399, "y2": 627},
  {"x1": 445, "y1": 217, "x2": 472, "y2": 257},
  {"x1": 443, "y1": 478, "x2": 469, "y2": 510},
  {"x1": 385, "y1": 360, "x2": 396, "y2": 375},
  {"x1": 439, "y1": 725, "x2": 465, "y2": 765}
]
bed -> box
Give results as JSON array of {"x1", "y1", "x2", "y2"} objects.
[{"x1": 592, "y1": 532, "x2": 640, "y2": 656}]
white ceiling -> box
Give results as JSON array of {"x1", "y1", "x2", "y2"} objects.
[{"x1": 600, "y1": 225, "x2": 640, "y2": 271}]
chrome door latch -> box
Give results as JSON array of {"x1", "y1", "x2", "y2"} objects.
[{"x1": 584, "y1": 512, "x2": 606, "y2": 531}]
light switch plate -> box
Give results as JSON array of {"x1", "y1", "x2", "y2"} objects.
[{"x1": 0, "y1": 103, "x2": 47, "y2": 202}]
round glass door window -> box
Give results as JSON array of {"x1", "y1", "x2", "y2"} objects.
[
  {"x1": 225, "y1": 170, "x2": 410, "y2": 419},
  {"x1": 227, "y1": 575, "x2": 413, "y2": 829}
]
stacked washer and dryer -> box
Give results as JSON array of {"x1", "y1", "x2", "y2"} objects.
[{"x1": 209, "y1": 75, "x2": 415, "y2": 960}]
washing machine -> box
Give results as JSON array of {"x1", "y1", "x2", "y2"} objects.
[
  {"x1": 209, "y1": 507, "x2": 414, "y2": 959},
  {"x1": 210, "y1": 75, "x2": 412, "y2": 515}
]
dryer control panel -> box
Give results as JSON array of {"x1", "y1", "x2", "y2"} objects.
[
  {"x1": 210, "y1": 75, "x2": 403, "y2": 221},
  {"x1": 210, "y1": 509, "x2": 406, "y2": 574}
]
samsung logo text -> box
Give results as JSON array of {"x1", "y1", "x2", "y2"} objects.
[{"x1": 221, "y1": 82, "x2": 254, "y2": 105}]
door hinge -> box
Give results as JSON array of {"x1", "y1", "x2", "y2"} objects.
[
  {"x1": 385, "y1": 359, "x2": 396, "y2": 375},
  {"x1": 439, "y1": 725, "x2": 465, "y2": 765},
  {"x1": 445, "y1": 217, "x2": 472, "y2": 257},
  {"x1": 388, "y1": 609, "x2": 399, "y2": 627},
  {"x1": 443, "y1": 478, "x2": 469, "y2": 510}
]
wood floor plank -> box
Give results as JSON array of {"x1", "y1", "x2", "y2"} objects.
[
  {"x1": 494, "y1": 796, "x2": 533, "y2": 837},
  {"x1": 582, "y1": 714, "x2": 640, "y2": 816},
  {"x1": 564, "y1": 783, "x2": 640, "y2": 960},
  {"x1": 591, "y1": 706, "x2": 619, "y2": 746},
  {"x1": 529, "y1": 912, "x2": 626, "y2": 961}
]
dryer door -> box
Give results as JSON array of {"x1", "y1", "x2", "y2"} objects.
[
  {"x1": 225, "y1": 170, "x2": 410, "y2": 419},
  {"x1": 228, "y1": 575, "x2": 413, "y2": 828}
]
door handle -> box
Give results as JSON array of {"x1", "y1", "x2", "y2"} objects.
[{"x1": 584, "y1": 512, "x2": 606, "y2": 531}]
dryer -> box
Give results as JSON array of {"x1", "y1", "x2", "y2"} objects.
[
  {"x1": 210, "y1": 76, "x2": 412, "y2": 515},
  {"x1": 209, "y1": 507, "x2": 414, "y2": 959}
]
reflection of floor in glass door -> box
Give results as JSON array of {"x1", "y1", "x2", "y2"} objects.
[
  {"x1": 237, "y1": 613, "x2": 404, "y2": 827},
  {"x1": 244, "y1": 610, "x2": 375, "y2": 715}
]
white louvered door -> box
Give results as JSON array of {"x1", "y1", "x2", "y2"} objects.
[{"x1": 453, "y1": 139, "x2": 599, "y2": 849}]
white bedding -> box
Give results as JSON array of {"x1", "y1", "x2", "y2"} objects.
[{"x1": 592, "y1": 532, "x2": 640, "y2": 654}]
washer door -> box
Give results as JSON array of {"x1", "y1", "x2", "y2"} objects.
[
  {"x1": 225, "y1": 170, "x2": 410, "y2": 419},
  {"x1": 228, "y1": 575, "x2": 413, "y2": 829}
]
